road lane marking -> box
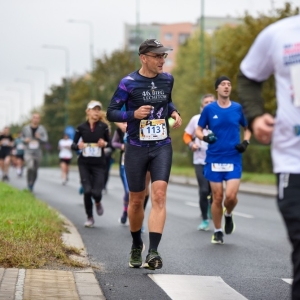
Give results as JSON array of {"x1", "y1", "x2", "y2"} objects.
[
  {"x1": 282, "y1": 278, "x2": 293, "y2": 284},
  {"x1": 149, "y1": 274, "x2": 248, "y2": 300},
  {"x1": 233, "y1": 212, "x2": 254, "y2": 219},
  {"x1": 185, "y1": 202, "x2": 254, "y2": 219}
]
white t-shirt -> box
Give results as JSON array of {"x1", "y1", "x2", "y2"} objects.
[
  {"x1": 58, "y1": 138, "x2": 73, "y2": 159},
  {"x1": 240, "y1": 15, "x2": 300, "y2": 174},
  {"x1": 184, "y1": 114, "x2": 210, "y2": 165}
]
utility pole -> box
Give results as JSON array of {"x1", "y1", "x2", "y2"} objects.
[{"x1": 200, "y1": 0, "x2": 205, "y2": 79}]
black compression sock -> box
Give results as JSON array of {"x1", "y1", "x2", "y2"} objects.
[
  {"x1": 148, "y1": 232, "x2": 162, "y2": 252},
  {"x1": 131, "y1": 229, "x2": 143, "y2": 249}
]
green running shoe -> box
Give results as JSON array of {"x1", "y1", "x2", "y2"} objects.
[
  {"x1": 197, "y1": 219, "x2": 210, "y2": 231},
  {"x1": 143, "y1": 249, "x2": 163, "y2": 270},
  {"x1": 211, "y1": 231, "x2": 224, "y2": 244},
  {"x1": 223, "y1": 208, "x2": 235, "y2": 234},
  {"x1": 129, "y1": 244, "x2": 145, "y2": 268}
]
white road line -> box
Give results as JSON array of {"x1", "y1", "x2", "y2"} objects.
[
  {"x1": 282, "y1": 278, "x2": 293, "y2": 284},
  {"x1": 185, "y1": 202, "x2": 254, "y2": 219},
  {"x1": 149, "y1": 274, "x2": 248, "y2": 300},
  {"x1": 186, "y1": 201, "x2": 199, "y2": 207},
  {"x1": 233, "y1": 212, "x2": 254, "y2": 219}
]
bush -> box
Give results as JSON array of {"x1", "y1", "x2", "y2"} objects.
[{"x1": 243, "y1": 144, "x2": 273, "y2": 173}]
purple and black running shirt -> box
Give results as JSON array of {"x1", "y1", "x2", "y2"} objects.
[{"x1": 107, "y1": 70, "x2": 178, "y2": 147}]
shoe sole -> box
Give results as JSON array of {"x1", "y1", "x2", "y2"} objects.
[
  {"x1": 211, "y1": 236, "x2": 224, "y2": 244},
  {"x1": 84, "y1": 224, "x2": 94, "y2": 228},
  {"x1": 118, "y1": 218, "x2": 128, "y2": 226},
  {"x1": 198, "y1": 226, "x2": 210, "y2": 231},
  {"x1": 129, "y1": 244, "x2": 145, "y2": 268},
  {"x1": 223, "y1": 207, "x2": 235, "y2": 234},
  {"x1": 143, "y1": 255, "x2": 163, "y2": 270}
]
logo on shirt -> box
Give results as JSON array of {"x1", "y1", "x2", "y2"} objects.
[
  {"x1": 213, "y1": 115, "x2": 218, "y2": 119},
  {"x1": 283, "y1": 43, "x2": 300, "y2": 65},
  {"x1": 148, "y1": 82, "x2": 157, "y2": 91},
  {"x1": 142, "y1": 82, "x2": 167, "y2": 103}
]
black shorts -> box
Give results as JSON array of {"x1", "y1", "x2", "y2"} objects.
[
  {"x1": 59, "y1": 158, "x2": 72, "y2": 165},
  {"x1": 125, "y1": 143, "x2": 172, "y2": 192},
  {"x1": 0, "y1": 148, "x2": 11, "y2": 159}
]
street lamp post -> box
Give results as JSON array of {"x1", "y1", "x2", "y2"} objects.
[
  {"x1": 43, "y1": 45, "x2": 70, "y2": 126},
  {"x1": 135, "y1": 0, "x2": 140, "y2": 69},
  {"x1": 200, "y1": 0, "x2": 205, "y2": 79},
  {"x1": 0, "y1": 102, "x2": 11, "y2": 125},
  {"x1": 26, "y1": 66, "x2": 48, "y2": 94},
  {"x1": 6, "y1": 87, "x2": 23, "y2": 123},
  {"x1": 68, "y1": 19, "x2": 95, "y2": 97},
  {"x1": 15, "y1": 78, "x2": 35, "y2": 109}
]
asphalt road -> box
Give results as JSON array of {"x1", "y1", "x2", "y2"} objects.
[{"x1": 8, "y1": 167, "x2": 293, "y2": 300}]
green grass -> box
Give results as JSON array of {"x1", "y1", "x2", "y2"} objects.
[
  {"x1": 170, "y1": 166, "x2": 276, "y2": 185},
  {"x1": 0, "y1": 183, "x2": 83, "y2": 269}
]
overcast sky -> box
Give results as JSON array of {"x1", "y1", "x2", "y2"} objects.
[{"x1": 0, "y1": 0, "x2": 299, "y2": 127}]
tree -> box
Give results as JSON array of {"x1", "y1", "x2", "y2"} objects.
[{"x1": 170, "y1": 2, "x2": 298, "y2": 154}]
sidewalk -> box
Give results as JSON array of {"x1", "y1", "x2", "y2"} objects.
[
  {"x1": 0, "y1": 216, "x2": 105, "y2": 300},
  {"x1": 0, "y1": 171, "x2": 276, "y2": 300}
]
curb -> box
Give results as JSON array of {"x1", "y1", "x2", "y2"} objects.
[{"x1": 60, "y1": 214, "x2": 106, "y2": 299}]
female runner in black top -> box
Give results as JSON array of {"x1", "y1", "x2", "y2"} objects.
[{"x1": 71, "y1": 100, "x2": 110, "y2": 227}]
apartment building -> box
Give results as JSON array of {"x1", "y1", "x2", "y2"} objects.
[{"x1": 124, "y1": 17, "x2": 241, "y2": 72}]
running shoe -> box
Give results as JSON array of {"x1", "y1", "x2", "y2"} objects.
[
  {"x1": 118, "y1": 211, "x2": 127, "y2": 225},
  {"x1": 129, "y1": 244, "x2": 145, "y2": 268},
  {"x1": 2, "y1": 175, "x2": 9, "y2": 182},
  {"x1": 27, "y1": 184, "x2": 34, "y2": 192},
  {"x1": 143, "y1": 250, "x2": 163, "y2": 270},
  {"x1": 197, "y1": 219, "x2": 209, "y2": 231},
  {"x1": 224, "y1": 208, "x2": 235, "y2": 234},
  {"x1": 79, "y1": 186, "x2": 84, "y2": 194},
  {"x1": 84, "y1": 217, "x2": 95, "y2": 228},
  {"x1": 95, "y1": 202, "x2": 104, "y2": 216},
  {"x1": 211, "y1": 231, "x2": 224, "y2": 244}
]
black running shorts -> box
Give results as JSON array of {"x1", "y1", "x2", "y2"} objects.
[{"x1": 125, "y1": 143, "x2": 172, "y2": 192}]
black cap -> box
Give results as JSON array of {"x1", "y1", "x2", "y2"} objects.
[
  {"x1": 139, "y1": 39, "x2": 173, "y2": 55},
  {"x1": 215, "y1": 76, "x2": 231, "y2": 89}
]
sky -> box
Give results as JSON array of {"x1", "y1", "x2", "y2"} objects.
[{"x1": 0, "y1": 0, "x2": 299, "y2": 128}]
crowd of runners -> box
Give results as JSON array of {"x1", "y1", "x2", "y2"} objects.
[{"x1": 1, "y1": 16, "x2": 299, "y2": 298}]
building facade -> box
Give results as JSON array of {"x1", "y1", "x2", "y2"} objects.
[{"x1": 124, "y1": 17, "x2": 241, "y2": 72}]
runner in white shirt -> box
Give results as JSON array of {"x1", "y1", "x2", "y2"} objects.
[
  {"x1": 58, "y1": 133, "x2": 73, "y2": 185},
  {"x1": 183, "y1": 94, "x2": 214, "y2": 231},
  {"x1": 238, "y1": 14, "x2": 300, "y2": 300}
]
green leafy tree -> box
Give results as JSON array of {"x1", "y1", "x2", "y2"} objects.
[{"x1": 171, "y1": 2, "x2": 298, "y2": 154}]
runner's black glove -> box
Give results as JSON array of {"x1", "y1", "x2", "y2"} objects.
[
  {"x1": 235, "y1": 140, "x2": 249, "y2": 153},
  {"x1": 203, "y1": 133, "x2": 217, "y2": 144}
]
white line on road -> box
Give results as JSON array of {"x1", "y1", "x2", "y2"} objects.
[
  {"x1": 149, "y1": 274, "x2": 248, "y2": 300},
  {"x1": 282, "y1": 278, "x2": 293, "y2": 284},
  {"x1": 185, "y1": 202, "x2": 254, "y2": 219}
]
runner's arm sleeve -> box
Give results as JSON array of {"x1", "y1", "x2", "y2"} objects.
[
  {"x1": 183, "y1": 132, "x2": 193, "y2": 145},
  {"x1": 71, "y1": 129, "x2": 81, "y2": 151},
  {"x1": 103, "y1": 125, "x2": 110, "y2": 144},
  {"x1": 107, "y1": 82, "x2": 135, "y2": 122},
  {"x1": 38, "y1": 126, "x2": 48, "y2": 143},
  {"x1": 237, "y1": 70, "x2": 265, "y2": 131},
  {"x1": 111, "y1": 130, "x2": 122, "y2": 149}
]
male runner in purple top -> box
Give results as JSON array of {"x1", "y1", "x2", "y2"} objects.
[{"x1": 107, "y1": 39, "x2": 182, "y2": 270}]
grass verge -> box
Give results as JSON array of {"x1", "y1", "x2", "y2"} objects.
[{"x1": 0, "y1": 183, "x2": 84, "y2": 269}]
